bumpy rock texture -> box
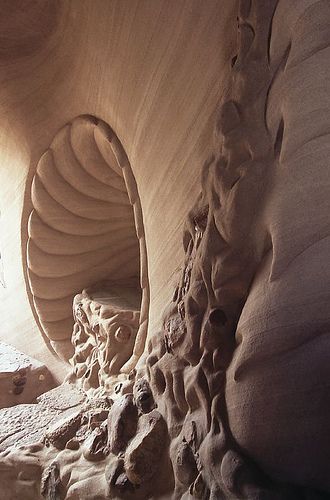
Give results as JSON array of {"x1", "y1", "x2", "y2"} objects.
[
  {"x1": 67, "y1": 284, "x2": 141, "y2": 393},
  {"x1": 0, "y1": 0, "x2": 330, "y2": 498}
]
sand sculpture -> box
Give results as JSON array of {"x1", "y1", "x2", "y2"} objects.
[
  {"x1": 0, "y1": 0, "x2": 329, "y2": 498},
  {"x1": 27, "y1": 115, "x2": 149, "y2": 365}
]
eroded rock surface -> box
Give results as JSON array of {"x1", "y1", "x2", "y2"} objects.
[{"x1": 67, "y1": 284, "x2": 140, "y2": 393}]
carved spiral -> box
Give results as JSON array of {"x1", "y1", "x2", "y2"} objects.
[{"x1": 26, "y1": 115, "x2": 149, "y2": 364}]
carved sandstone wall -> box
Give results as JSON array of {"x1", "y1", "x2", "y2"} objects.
[
  {"x1": 0, "y1": 0, "x2": 237, "y2": 381},
  {"x1": 0, "y1": 0, "x2": 329, "y2": 499}
]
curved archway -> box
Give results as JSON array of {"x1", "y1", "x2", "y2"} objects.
[{"x1": 25, "y1": 115, "x2": 149, "y2": 371}]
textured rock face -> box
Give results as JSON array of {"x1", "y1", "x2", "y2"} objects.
[
  {"x1": 0, "y1": 0, "x2": 330, "y2": 499},
  {"x1": 67, "y1": 284, "x2": 141, "y2": 392}
]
